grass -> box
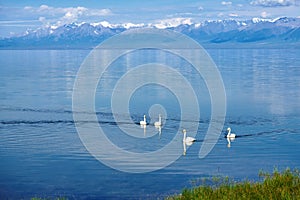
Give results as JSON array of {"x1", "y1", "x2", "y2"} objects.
[{"x1": 167, "y1": 168, "x2": 300, "y2": 200}]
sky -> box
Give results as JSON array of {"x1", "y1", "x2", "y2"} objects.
[{"x1": 0, "y1": 0, "x2": 300, "y2": 37}]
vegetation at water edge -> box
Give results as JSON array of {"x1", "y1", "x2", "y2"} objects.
[{"x1": 167, "y1": 168, "x2": 300, "y2": 200}]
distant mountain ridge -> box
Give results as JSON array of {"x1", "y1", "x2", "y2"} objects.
[{"x1": 1, "y1": 17, "x2": 300, "y2": 49}]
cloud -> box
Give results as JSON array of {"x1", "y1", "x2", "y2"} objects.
[
  {"x1": 250, "y1": 0, "x2": 297, "y2": 7},
  {"x1": 154, "y1": 18, "x2": 192, "y2": 29},
  {"x1": 198, "y1": 6, "x2": 204, "y2": 11},
  {"x1": 38, "y1": 16, "x2": 46, "y2": 22},
  {"x1": 121, "y1": 22, "x2": 145, "y2": 29},
  {"x1": 261, "y1": 11, "x2": 270, "y2": 18},
  {"x1": 0, "y1": 20, "x2": 40, "y2": 26},
  {"x1": 25, "y1": 4, "x2": 111, "y2": 16},
  {"x1": 229, "y1": 13, "x2": 238, "y2": 17},
  {"x1": 24, "y1": 6, "x2": 33, "y2": 10},
  {"x1": 23, "y1": 5, "x2": 112, "y2": 26},
  {"x1": 221, "y1": 1, "x2": 232, "y2": 6},
  {"x1": 38, "y1": 4, "x2": 51, "y2": 12}
]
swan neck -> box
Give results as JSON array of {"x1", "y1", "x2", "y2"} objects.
[{"x1": 227, "y1": 129, "x2": 231, "y2": 136}]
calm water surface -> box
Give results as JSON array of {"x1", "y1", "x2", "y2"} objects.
[{"x1": 0, "y1": 48, "x2": 299, "y2": 199}]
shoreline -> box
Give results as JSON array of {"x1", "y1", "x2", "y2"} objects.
[{"x1": 167, "y1": 168, "x2": 300, "y2": 199}]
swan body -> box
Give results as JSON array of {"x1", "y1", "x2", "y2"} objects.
[
  {"x1": 226, "y1": 127, "x2": 236, "y2": 138},
  {"x1": 140, "y1": 115, "x2": 147, "y2": 126},
  {"x1": 182, "y1": 129, "x2": 196, "y2": 144},
  {"x1": 154, "y1": 114, "x2": 162, "y2": 127}
]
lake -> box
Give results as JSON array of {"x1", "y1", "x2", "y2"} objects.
[{"x1": 0, "y1": 47, "x2": 300, "y2": 199}]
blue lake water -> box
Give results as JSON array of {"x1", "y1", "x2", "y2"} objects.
[{"x1": 0, "y1": 48, "x2": 300, "y2": 199}]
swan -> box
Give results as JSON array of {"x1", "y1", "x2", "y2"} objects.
[
  {"x1": 182, "y1": 129, "x2": 196, "y2": 144},
  {"x1": 226, "y1": 127, "x2": 236, "y2": 138},
  {"x1": 140, "y1": 115, "x2": 147, "y2": 126},
  {"x1": 154, "y1": 114, "x2": 162, "y2": 127}
]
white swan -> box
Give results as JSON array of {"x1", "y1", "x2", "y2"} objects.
[
  {"x1": 226, "y1": 127, "x2": 236, "y2": 138},
  {"x1": 182, "y1": 129, "x2": 196, "y2": 144},
  {"x1": 140, "y1": 115, "x2": 147, "y2": 126},
  {"x1": 154, "y1": 114, "x2": 162, "y2": 127}
]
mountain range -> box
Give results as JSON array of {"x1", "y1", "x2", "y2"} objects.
[{"x1": 1, "y1": 17, "x2": 300, "y2": 49}]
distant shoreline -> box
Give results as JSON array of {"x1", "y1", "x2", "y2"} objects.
[{"x1": 1, "y1": 42, "x2": 299, "y2": 50}]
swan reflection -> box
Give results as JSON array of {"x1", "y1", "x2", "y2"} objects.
[
  {"x1": 183, "y1": 141, "x2": 187, "y2": 155},
  {"x1": 155, "y1": 124, "x2": 162, "y2": 139},
  {"x1": 140, "y1": 124, "x2": 146, "y2": 136},
  {"x1": 227, "y1": 137, "x2": 235, "y2": 148}
]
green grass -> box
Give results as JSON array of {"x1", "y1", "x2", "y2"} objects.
[{"x1": 167, "y1": 168, "x2": 300, "y2": 200}]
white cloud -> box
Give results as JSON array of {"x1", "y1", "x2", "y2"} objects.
[
  {"x1": 154, "y1": 18, "x2": 192, "y2": 29},
  {"x1": 38, "y1": 16, "x2": 46, "y2": 22},
  {"x1": 90, "y1": 21, "x2": 145, "y2": 29},
  {"x1": 261, "y1": 11, "x2": 270, "y2": 18},
  {"x1": 91, "y1": 21, "x2": 112, "y2": 28},
  {"x1": 92, "y1": 8, "x2": 112, "y2": 16},
  {"x1": 42, "y1": 5, "x2": 111, "y2": 17},
  {"x1": 24, "y1": 6, "x2": 33, "y2": 10},
  {"x1": 221, "y1": 1, "x2": 233, "y2": 6},
  {"x1": 198, "y1": 6, "x2": 204, "y2": 11},
  {"x1": 60, "y1": 7, "x2": 88, "y2": 24},
  {"x1": 218, "y1": 12, "x2": 224, "y2": 17},
  {"x1": 23, "y1": 5, "x2": 112, "y2": 26},
  {"x1": 122, "y1": 22, "x2": 145, "y2": 29},
  {"x1": 250, "y1": 0, "x2": 297, "y2": 7},
  {"x1": 38, "y1": 4, "x2": 51, "y2": 12},
  {"x1": 229, "y1": 13, "x2": 238, "y2": 17}
]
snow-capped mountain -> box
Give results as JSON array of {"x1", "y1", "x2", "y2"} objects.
[
  {"x1": 1, "y1": 17, "x2": 300, "y2": 49},
  {"x1": 171, "y1": 17, "x2": 300, "y2": 43}
]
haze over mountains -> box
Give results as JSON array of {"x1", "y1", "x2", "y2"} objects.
[{"x1": 1, "y1": 17, "x2": 300, "y2": 49}]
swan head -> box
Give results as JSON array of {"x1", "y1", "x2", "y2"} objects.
[
  {"x1": 227, "y1": 127, "x2": 231, "y2": 132},
  {"x1": 182, "y1": 129, "x2": 187, "y2": 134}
]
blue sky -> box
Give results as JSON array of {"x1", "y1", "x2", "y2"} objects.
[{"x1": 0, "y1": 0, "x2": 299, "y2": 37}]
